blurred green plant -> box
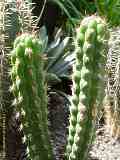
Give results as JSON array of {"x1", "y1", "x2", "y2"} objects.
[
  {"x1": 49, "y1": 0, "x2": 96, "y2": 21},
  {"x1": 95, "y1": 0, "x2": 120, "y2": 26},
  {"x1": 48, "y1": 0, "x2": 96, "y2": 32}
]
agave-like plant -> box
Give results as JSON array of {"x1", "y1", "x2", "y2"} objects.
[{"x1": 38, "y1": 26, "x2": 75, "y2": 84}]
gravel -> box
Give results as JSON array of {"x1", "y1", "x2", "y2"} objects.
[{"x1": 89, "y1": 127, "x2": 120, "y2": 160}]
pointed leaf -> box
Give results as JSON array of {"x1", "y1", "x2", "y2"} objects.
[{"x1": 47, "y1": 37, "x2": 70, "y2": 71}]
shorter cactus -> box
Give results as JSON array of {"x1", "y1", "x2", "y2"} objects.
[
  {"x1": 66, "y1": 16, "x2": 108, "y2": 160},
  {"x1": 10, "y1": 33, "x2": 53, "y2": 160}
]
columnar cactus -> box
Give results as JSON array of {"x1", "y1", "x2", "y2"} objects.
[
  {"x1": 10, "y1": 34, "x2": 53, "y2": 160},
  {"x1": 66, "y1": 25, "x2": 85, "y2": 157},
  {"x1": 0, "y1": 0, "x2": 37, "y2": 158},
  {"x1": 66, "y1": 16, "x2": 107, "y2": 160},
  {"x1": 0, "y1": 1, "x2": 15, "y2": 158}
]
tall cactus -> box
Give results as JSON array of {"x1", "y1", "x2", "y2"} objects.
[
  {"x1": 66, "y1": 16, "x2": 108, "y2": 160},
  {"x1": 0, "y1": 0, "x2": 37, "y2": 159},
  {"x1": 0, "y1": 1, "x2": 16, "y2": 158},
  {"x1": 10, "y1": 33, "x2": 54, "y2": 160}
]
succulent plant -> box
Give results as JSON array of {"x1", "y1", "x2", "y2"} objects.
[
  {"x1": 38, "y1": 26, "x2": 74, "y2": 83},
  {"x1": 65, "y1": 24, "x2": 85, "y2": 159},
  {"x1": 0, "y1": 0, "x2": 36, "y2": 159},
  {"x1": 0, "y1": 1, "x2": 110, "y2": 160},
  {"x1": 10, "y1": 33, "x2": 54, "y2": 160},
  {"x1": 66, "y1": 15, "x2": 108, "y2": 160},
  {"x1": 9, "y1": 25, "x2": 74, "y2": 160},
  {"x1": 0, "y1": 0, "x2": 17, "y2": 158}
]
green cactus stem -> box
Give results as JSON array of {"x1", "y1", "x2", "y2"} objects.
[
  {"x1": 0, "y1": 0, "x2": 36, "y2": 158},
  {"x1": 66, "y1": 25, "x2": 85, "y2": 157},
  {"x1": 10, "y1": 34, "x2": 53, "y2": 160},
  {"x1": 66, "y1": 16, "x2": 108, "y2": 160}
]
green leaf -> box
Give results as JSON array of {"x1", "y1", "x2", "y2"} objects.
[
  {"x1": 95, "y1": 0, "x2": 120, "y2": 26},
  {"x1": 48, "y1": 0, "x2": 74, "y2": 23}
]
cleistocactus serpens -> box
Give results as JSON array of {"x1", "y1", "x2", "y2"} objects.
[
  {"x1": 66, "y1": 16, "x2": 108, "y2": 160},
  {"x1": 10, "y1": 33, "x2": 54, "y2": 160}
]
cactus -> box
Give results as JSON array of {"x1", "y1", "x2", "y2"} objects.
[
  {"x1": 66, "y1": 16, "x2": 108, "y2": 160},
  {"x1": 0, "y1": 0, "x2": 37, "y2": 159},
  {"x1": 16, "y1": 0, "x2": 37, "y2": 33},
  {"x1": 0, "y1": 1, "x2": 16, "y2": 158},
  {"x1": 10, "y1": 33, "x2": 54, "y2": 160},
  {"x1": 65, "y1": 25, "x2": 85, "y2": 158}
]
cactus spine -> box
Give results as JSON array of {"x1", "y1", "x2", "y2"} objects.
[
  {"x1": 0, "y1": 1, "x2": 15, "y2": 158},
  {"x1": 0, "y1": 0, "x2": 36, "y2": 158},
  {"x1": 10, "y1": 34, "x2": 53, "y2": 160},
  {"x1": 66, "y1": 16, "x2": 107, "y2": 160}
]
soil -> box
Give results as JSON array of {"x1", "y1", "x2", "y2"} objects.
[{"x1": 48, "y1": 91, "x2": 69, "y2": 160}]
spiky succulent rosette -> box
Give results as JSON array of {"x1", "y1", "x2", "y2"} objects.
[
  {"x1": 10, "y1": 34, "x2": 53, "y2": 160},
  {"x1": 66, "y1": 16, "x2": 108, "y2": 160}
]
